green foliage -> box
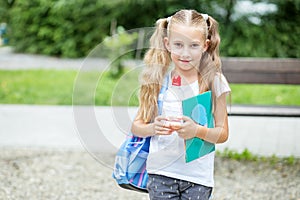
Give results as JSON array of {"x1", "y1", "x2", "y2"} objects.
[
  {"x1": 0, "y1": 0, "x2": 14, "y2": 22},
  {"x1": 221, "y1": 0, "x2": 300, "y2": 58},
  {"x1": 5, "y1": 0, "x2": 300, "y2": 58},
  {"x1": 284, "y1": 155, "x2": 296, "y2": 165},
  {"x1": 217, "y1": 148, "x2": 299, "y2": 166},
  {"x1": 115, "y1": 0, "x2": 300, "y2": 58},
  {"x1": 103, "y1": 26, "x2": 138, "y2": 77},
  {"x1": 217, "y1": 148, "x2": 258, "y2": 161},
  {"x1": 9, "y1": 0, "x2": 114, "y2": 57}
]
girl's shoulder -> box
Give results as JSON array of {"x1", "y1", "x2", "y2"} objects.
[
  {"x1": 213, "y1": 72, "x2": 231, "y2": 97},
  {"x1": 214, "y1": 72, "x2": 228, "y2": 84}
]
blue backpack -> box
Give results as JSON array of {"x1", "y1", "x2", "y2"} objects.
[
  {"x1": 112, "y1": 135, "x2": 150, "y2": 193},
  {"x1": 112, "y1": 75, "x2": 169, "y2": 193}
]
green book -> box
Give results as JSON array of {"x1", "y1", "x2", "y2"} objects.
[{"x1": 182, "y1": 90, "x2": 215, "y2": 163}]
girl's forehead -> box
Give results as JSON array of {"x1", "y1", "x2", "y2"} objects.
[{"x1": 168, "y1": 24, "x2": 206, "y2": 41}]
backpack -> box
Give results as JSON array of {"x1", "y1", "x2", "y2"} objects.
[
  {"x1": 112, "y1": 75, "x2": 169, "y2": 193},
  {"x1": 112, "y1": 135, "x2": 150, "y2": 193}
]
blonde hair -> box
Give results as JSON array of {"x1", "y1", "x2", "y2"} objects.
[{"x1": 137, "y1": 9, "x2": 222, "y2": 123}]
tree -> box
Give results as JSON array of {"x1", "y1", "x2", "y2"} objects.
[
  {"x1": 5, "y1": 0, "x2": 300, "y2": 58},
  {"x1": 103, "y1": 26, "x2": 138, "y2": 77}
]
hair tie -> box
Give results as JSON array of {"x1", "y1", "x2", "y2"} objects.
[
  {"x1": 167, "y1": 16, "x2": 172, "y2": 23},
  {"x1": 201, "y1": 14, "x2": 209, "y2": 21}
]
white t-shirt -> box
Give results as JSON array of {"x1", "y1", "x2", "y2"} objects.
[{"x1": 146, "y1": 72, "x2": 231, "y2": 187}]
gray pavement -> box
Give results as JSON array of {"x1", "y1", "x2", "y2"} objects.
[
  {"x1": 1, "y1": 104, "x2": 300, "y2": 157},
  {"x1": 0, "y1": 47, "x2": 84, "y2": 70},
  {"x1": 0, "y1": 46, "x2": 142, "y2": 71},
  {"x1": 1, "y1": 46, "x2": 300, "y2": 157}
]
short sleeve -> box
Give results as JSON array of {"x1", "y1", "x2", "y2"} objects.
[{"x1": 213, "y1": 73, "x2": 231, "y2": 98}]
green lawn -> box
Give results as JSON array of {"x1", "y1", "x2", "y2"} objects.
[
  {"x1": 230, "y1": 84, "x2": 300, "y2": 106},
  {"x1": 0, "y1": 69, "x2": 299, "y2": 106}
]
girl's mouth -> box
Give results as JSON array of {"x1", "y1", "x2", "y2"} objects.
[{"x1": 179, "y1": 59, "x2": 190, "y2": 63}]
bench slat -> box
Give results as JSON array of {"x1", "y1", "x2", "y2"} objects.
[{"x1": 222, "y1": 58, "x2": 300, "y2": 84}]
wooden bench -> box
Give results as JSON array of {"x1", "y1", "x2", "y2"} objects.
[
  {"x1": 222, "y1": 57, "x2": 300, "y2": 84},
  {"x1": 221, "y1": 57, "x2": 300, "y2": 117}
]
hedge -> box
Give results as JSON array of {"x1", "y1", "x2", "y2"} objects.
[
  {"x1": 9, "y1": 0, "x2": 115, "y2": 57},
  {"x1": 7, "y1": 0, "x2": 300, "y2": 58}
]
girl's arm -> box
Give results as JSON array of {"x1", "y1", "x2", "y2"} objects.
[
  {"x1": 131, "y1": 115, "x2": 172, "y2": 137},
  {"x1": 179, "y1": 93, "x2": 229, "y2": 144}
]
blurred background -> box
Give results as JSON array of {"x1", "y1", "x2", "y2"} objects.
[
  {"x1": 0, "y1": 1, "x2": 300, "y2": 199},
  {"x1": 0, "y1": 0, "x2": 300, "y2": 156},
  {"x1": 0, "y1": 0, "x2": 299, "y2": 106},
  {"x1": 1, "y1": 0, "x2": 299, "y2": 58}
]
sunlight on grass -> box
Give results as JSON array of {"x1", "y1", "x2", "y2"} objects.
[
  {"x1": 230, "y1": 84, "x2": 300, "y2": 106},
  {"x1": 0, "y1": 69, "x2": 299, "y2": 106},
  {"x1": 0, "y1": 70, "x2": 76, "y2": 105}
]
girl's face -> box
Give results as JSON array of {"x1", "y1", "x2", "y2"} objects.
[{"x1": 164, "y1": 24, "x2": 209, "y2": 74}]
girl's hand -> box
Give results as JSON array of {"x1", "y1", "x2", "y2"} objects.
[
  {"x1": 177, "y1": 116, "x2": 199, "y2": 140},
  {"x1": 153, "y1": 116, "x2": 172, "y2": 135}
]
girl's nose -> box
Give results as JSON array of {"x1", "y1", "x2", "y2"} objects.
[{"x1": 181, "y1": 46, "x2": 191, "y2": 58}]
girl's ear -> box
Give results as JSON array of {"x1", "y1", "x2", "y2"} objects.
[
  {"x1": 204, "y1": 39, "x2": 211, "y2": 51},
  {"x1": 164, "y1": 37, "x2": 171, "y2": 52}
]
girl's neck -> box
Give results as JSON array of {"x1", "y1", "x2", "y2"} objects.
[{"x1": 172, "y1": 68, "x2": 198, "y2": 85}]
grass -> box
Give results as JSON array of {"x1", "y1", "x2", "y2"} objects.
[
  {"x1": 0, "y1": 69, "x2": 300, "y2": 106},
  {"x1": 0, "y1": 70, "x2": 76, "y2": 105},
  {"x1": 230, "y1": 84, "x2": 300, "y2": 106},
  {"x1": 0, "y1": 69, "x2": 140, "y2": 106},
  {"x1": 216, "y1": 148, "x2": 299, "y2": 166}
]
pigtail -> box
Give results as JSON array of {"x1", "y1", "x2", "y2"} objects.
[
  {"x1": 198, "y1": 15, "x2": 221, "y2": 94},
  {"x1": 137, "y1": 18, "x2": 171, "y2": 123},
  {"x1": 198, "y1": 51, "x2": 216, "y2": 93},
  {"x1": 206, "y1": 16, "x2": 221, "y2": 70},
  {"x1": 198, "y1": 51, "x2": 218, "y2": 113},
  {"x1": 196, "y1": 15, "x2": 223, "y2": 114}
]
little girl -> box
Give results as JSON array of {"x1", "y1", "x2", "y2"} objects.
[{"x1": 131, "y1": 9, "x2": 231, "y2": 200}]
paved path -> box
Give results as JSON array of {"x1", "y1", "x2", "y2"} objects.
[
  {"x1": 0, "y1": 46, "x2": 81, "y2": 70},
  {"x1": 0, "y1": 46, "x2": 141, "y2": 71},
  {"x1": 1, "y1": 104, "x2": 299, "y2": 157}
]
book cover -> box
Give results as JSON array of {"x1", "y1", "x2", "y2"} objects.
[{"x1": 182, "y1": 90, "x2": 215, "y2": 163}]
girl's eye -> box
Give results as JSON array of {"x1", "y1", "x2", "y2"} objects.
[
  {"x1": 191, "y1": 43, "x2": 200, "y2": 48},
  {"x1": 174, "y1": 43, "x2": 183, "y2": 48}
]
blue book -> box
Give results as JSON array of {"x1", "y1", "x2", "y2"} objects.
[{"x1": 182, "y1": 91, "x2": 215, "y2": 163}]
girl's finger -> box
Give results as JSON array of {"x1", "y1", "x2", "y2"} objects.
[
  {"x1": 181, "y1": 115, "x2": 192, "y2": 122},
  {"x1": 156, "y1": 118, "x2": 175, "y2": 128},
  {"x1": 155, "y1": 129, "x2": 172, "y2": 135},
  {"x1": 155, "y1": 125, "x2": 171, "y2": 132},
  {"x1": 155, "y1": 116, "x2": 168, "y2": 122}
]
